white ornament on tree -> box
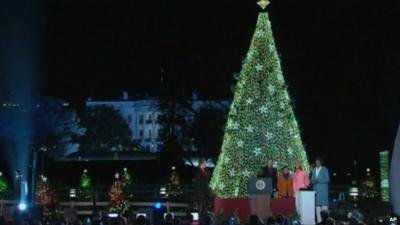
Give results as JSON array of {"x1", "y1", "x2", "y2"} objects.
[
  {"x1": 229, "y1": 169, "x2": 236, "y2": 177},
  {"x1": 246, "y1": 125, "x2": 254, "y2": 133},
  {"x1": 287, "y1": 148, "x2": 294, "y2": 155},
  {"x1": 279, "y1": 101, "x2": 285, "y2": 109},
  {"x1": 253, "y1": 147, "x2": 262, "y2": 156},
  {"x1": 237, "y1": 140, "x2": 244, "y2": 148},
  {"x1": 224, "y1": 156, "x2": 231, "y2": 164},
  {"x1": 246, "y1": 98, "x2": 254, "y2": 105},
  {"x1": 232, "y1": 122, "x2": 240, "y2": 130},
  {"x1": 265, "y1": 132, "x2": 274, "y2": 140},
  {"x1": 255, "y1": 64, "x2": 263, "y2": 72},
  {"x1": 259, "y1": 105, "x2": 268, "y2": 114},
  {"x1": 268, "y1": 43, "x2": 274, "y2": 51},
  {"x1": 289, "y1": 128, "x2": 294, "y2": 136},
  {"x1": 218, "y1": 183, "x2": 225, "y2": 191},
  {"x1": 237, "y1": 81, "x2": 245, "y2": 88},
  {"x1": 268, "y1": 84, "x2": 276, "y2": 95},
  {"x1": 257, "y1": 30, "x2": 266, "y2": 37},
  {"x1": 242, "y1": 170, "x2": 251, "y2": 178},
  {"x1": 276, "y1": 120, "x2": 284, "y2": 128},
  {"x1": 247, "y1": 51, "x2": 253, "y2": 60}
]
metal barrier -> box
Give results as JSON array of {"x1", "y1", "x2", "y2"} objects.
[{"x1": 54, "y1": 184, "x2": 197, "y2": 202}]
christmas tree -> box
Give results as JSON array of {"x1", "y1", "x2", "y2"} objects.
[
  {"x1": 122, "y1": 168, "x2": 133, "y2": 187},
  {"x1": 211, "y1": 0, "x2": 309, "y2": 198},
  {"x1": 79, "y1": 169, "x2": 91, "y2": 199},
  {"x1": 108, "y1": 173, "x2": 127, "y2": 214},
  {"x1": 122, "y1": 168, "x2": 134, "y2": 199},
  {"x1": 80, "y1": 169, "x2": 91, "y2": 189},
  {"x1": 166, "y1": 166, "x2": 183, "y2": 199},
  {"x1": 36, "y1": 175, "x2": 53, "y2": 212},
  {"x1": 0, "y1": 172, "x2": 8, "y2": 199}
]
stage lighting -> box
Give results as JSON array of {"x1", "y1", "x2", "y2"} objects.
[
  {"x1": 159, "y1": 186, "x2": 166, "y2": 195},
  {"x1": 108, "y1": 213, "x2": 119, "y2": 218},
  {"x1": 18, "y1": 202, "x2": 27, "y2": 211},
  {"x1": 69, "y1": 188, "x2": 77, "y2": 198},
  {"x1": 191, "y1": 212, "x2": 199, "y2": 221},
  {"x1": 136, "y1": 213, "x2": 147, "y2": 218},
  {"x1": 154, "y1": 202, "x2": 162, "y2": 209}
]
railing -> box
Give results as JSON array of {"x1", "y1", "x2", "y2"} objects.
[
  {"x1": 54, "y1": 184, "x2": 196, "y2": 202},
  {"x1": 0, "y1": 200, "x2": 191, "y2": 217}
]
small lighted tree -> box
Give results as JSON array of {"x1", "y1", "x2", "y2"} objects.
[
  {"x1": 35, "y1": 174, "x2": 53, "y2": 212},
  {"x1": 109, "y1": 173, "x2": 127, "y2": 214},
  {"x1": 79, "y1": 169, "x2": 92, "y2": 199},
  {"x1": 122, "y1": 168, "x2": 134, "y2": 199},
  {"x1": 167, "y1": 166, "x2": 183, "y2": 199},
  {"x1": 0, "y1": 172, "x2": 9, "y2": 199}
]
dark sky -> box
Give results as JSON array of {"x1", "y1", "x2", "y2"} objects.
[{"x1": 41, "y1": 0, "x2": 400, "y2": 175}]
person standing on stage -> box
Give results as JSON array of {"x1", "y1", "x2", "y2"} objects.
[
  {"x1": 263, "y1": 159, "x2": 278, "y2": 192},
  {"x1": 311, "y1": 157, "x2": 330, "y2": 223},
  {"x1": 293, "y1": 160, "x2": 310, "y2": 193},
  {"x1": 196, "y1": 159, "x2": 210, "y2": 225},
  {"x1": 277, "y1": 166, "x2": 294, "y2": 198},
  {"x1": 293, "y1": 160, "x2": 310, "y2": 213}
]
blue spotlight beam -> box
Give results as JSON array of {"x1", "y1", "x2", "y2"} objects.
[{"x1": 1, "y1": 0, "x2": 42, "y2": 212}]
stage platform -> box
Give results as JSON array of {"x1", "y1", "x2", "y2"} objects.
[{"x1": 214, "y1": 197, "x2": 295, "y2": 219}]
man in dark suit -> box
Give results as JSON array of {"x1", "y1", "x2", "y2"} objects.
[
  {"x1": 263, "y1": 159, "x2": 277, "y2": 192},
  {"x1": 196, "y1": 159, "x2": 210, "y2": 225}
]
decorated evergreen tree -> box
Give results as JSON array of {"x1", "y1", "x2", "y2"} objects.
[
  {"x1": 166, "y1": 166, "x2": 183, "y2": 199},
  {"x1": 122, "y1": 168, "x2": 134, "y2": 199},
  {"x1": 211, "y1": 0, "x2": 309, "y2": 198},
  {"x1": 0, "y1": 172, "x2": 9, "y2": 199},
  {"x1": 79, "y1": 169, "x2": 92, "y2": 199},
  {"x1": 122, "y1": 168, "x2": 133, "y2": 187},
  {"x1": 35, "y1": 174, "x2": 53, "y2": 212},
  {"x1": 108, "y1": 173, "x2": 127, "y2": 214},
  {"x1": 359, "y1": 173, "x2": 379, "y2": 199}
]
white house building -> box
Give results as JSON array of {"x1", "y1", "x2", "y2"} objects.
[{"x1": 86, "y1": 92, "x2": 230, "y2": 152}]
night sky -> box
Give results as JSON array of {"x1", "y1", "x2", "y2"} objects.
[{"x1": 29, "y1": 0, "x2": 400, "y2": 175}]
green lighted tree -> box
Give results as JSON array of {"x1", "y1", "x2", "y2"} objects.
[
  {"x1": 79, "y1": 169, "x2": 91, "y2": 199},
  {"x1": 211, "y1": 2, "x2": 309, "y2": 198},
  {"x1": 122, "y1": 168, "x2": 134, "y2": 199},
  {"x1": 0, "y1": 172, "x2": 8, "y2": 199}
]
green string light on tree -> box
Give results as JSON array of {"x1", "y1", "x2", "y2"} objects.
[{"x1": 211, "y1": 1, "x2": 309, "y2": 198}]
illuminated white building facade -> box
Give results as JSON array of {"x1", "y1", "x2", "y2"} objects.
[{"x1": 86, "y1": 92, "x2": 229, "y2": 152}]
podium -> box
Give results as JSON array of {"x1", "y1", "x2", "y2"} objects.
[
  {"x1": 296, "y1": 191, "x2": 316, "y2": 225},
  {"x1": 248, "y1": 177, "x2": 272, "y2": 219}
]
